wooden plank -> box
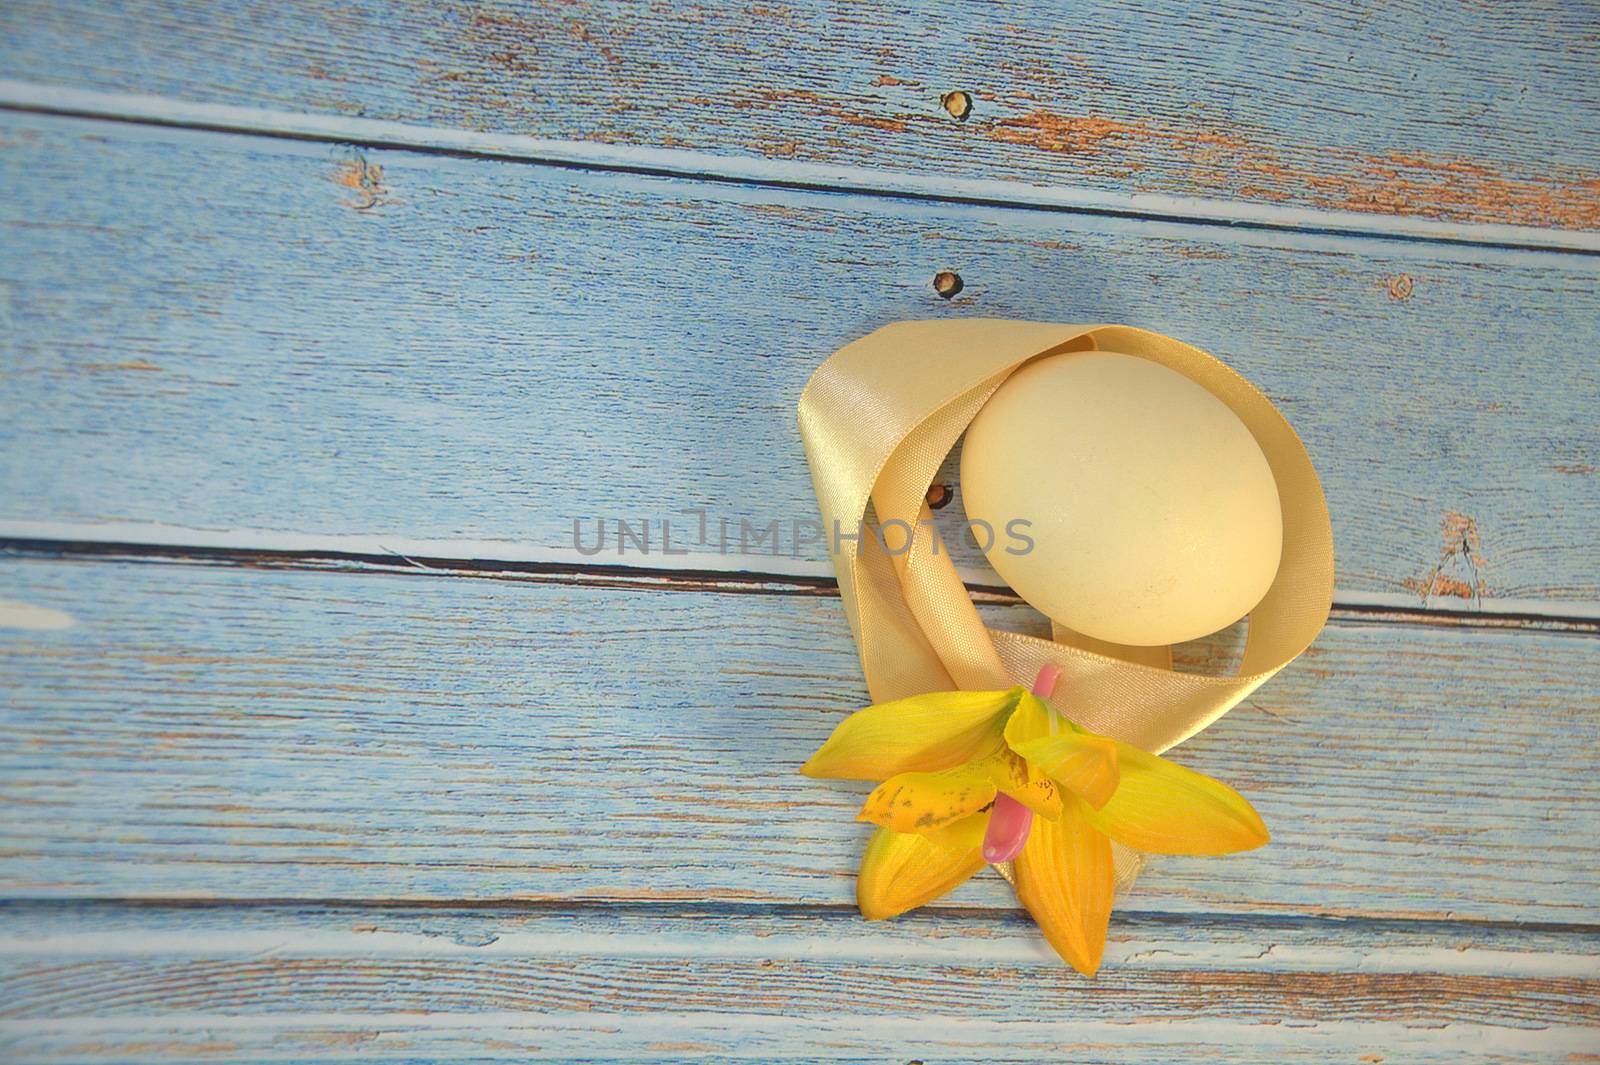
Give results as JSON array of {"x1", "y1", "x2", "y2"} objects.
[
  {"x1": 0, "y1": 115, "x2": 1596, "y2": 609},
  {"x1": 2, "y1": 903, "x2": 1596, "y2": 1064},
  {"x1": 1, "y1": 555, "x2": 1596, "y2": 921},
  {"x1": 0, "y1": 0, "x2": 1596, "y2": 233}
]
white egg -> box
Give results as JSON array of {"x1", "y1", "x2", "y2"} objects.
[{"x1": 959, "y1": 350, "x2": 1283, "y2": 646}]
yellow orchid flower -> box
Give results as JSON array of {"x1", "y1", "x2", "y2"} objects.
[{"x1": 800, "y1": 665, "x2": 1269, "y2": 976}]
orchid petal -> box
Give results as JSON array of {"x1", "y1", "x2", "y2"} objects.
[
  {"x1": 857, "y1": 825, "x2": 986, "y2": 920},
  {"x1": 858, "y1": 763, "x2": 997, "y2": 833},
  {"x1": 1011, "y1": 732, "x2": 1121, "y2": 809},
  {"x1": 1013, "y1": 796, "x2": 1114, "y2": 976},
  {"x1": 923, "y1": 811, "x2": 990, "y2": 853},
  {"x1": 1002, "y1": 690, "x2": 1068, "y2": 750},
  {"x1": 1085, "y1": 742, "x2": 1270, "y2": 856},
  {"x1": 974, "y1": 746, "x2": 1063, "y2": 820},
  {"x1": 801, "y1": 688, "x2": 1023, "y2": 781}
]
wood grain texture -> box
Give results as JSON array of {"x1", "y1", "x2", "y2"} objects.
[
  {"x1": 1, "y1": 114, "x2": 1596, "y2": 608},
  {"x1": 1, "y1": 2, "x2": 1596, "y2": 1053},
  {"x1": 2, "y1": 903, "x2": 1596, "y2": 1064},
  {"x1": 2, "y1": 554, "x2": 1596, "y2": 921},
  {"x1": 1, "y1": 0, "x2": 1597, "y2": 232}
]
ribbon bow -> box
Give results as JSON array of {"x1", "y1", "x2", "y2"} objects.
[{"x1": 795, "y1": 320, "x2": 1333, "y2": 973}]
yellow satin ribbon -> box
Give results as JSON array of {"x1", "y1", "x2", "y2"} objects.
[{"x1": 797, "y1": 318, "x2": 1332, "y2": 780}]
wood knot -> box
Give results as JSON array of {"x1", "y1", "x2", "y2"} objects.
[
  {"x1": 925, "y1": 483, "x2": 953, "y2": 510},
  {"x1": 932, "y1": 270, "x2": 964, "y2": 299},
  {"x1": 940, "y1": 90, "x2": 973, "y2": 121},
  {"x1": 1386, "y1": 273, "x2": 1414, "y2": 301},
  {"x1": 333, "y1": 155, "x2": 390, "y2": 211}
]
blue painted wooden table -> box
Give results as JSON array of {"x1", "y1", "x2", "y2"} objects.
[{"x1": 1, "y1": 2, "x2": 1597, "y2": 1061}]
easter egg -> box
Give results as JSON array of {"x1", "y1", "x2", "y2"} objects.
[{"x1": 958, "y1": 351, "x2": 1283, "y2": 646}]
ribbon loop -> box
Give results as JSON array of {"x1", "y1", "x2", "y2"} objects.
[{"x1": 798, "y1": 320, "x2": 1332, "y2": 756}]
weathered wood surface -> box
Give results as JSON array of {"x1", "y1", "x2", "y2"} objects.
[
  {"x1": 1, "y1": 114, "x2": 1596, "y2": 609},
  {"x1": 2, "y1": 5, "x2": 1598, "y2": 1061},
  {"x1": 2, "y1": 554, "x2": 1596, "y2": 922},
  {"x1": 1, "y1": 1, "x2": 1597, "y2": 233},
  {"x1": 2, "y1": 903, "x2": 1596, "y2": 1064}
]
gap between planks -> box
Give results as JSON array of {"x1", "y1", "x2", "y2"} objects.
[
  {"x1": 0, "y1": 78, "x2": 1596, "y2": 256},
  {"x1": 4, "y1": 898, "x2": 1598, "y2": 944},
  {"x1": 2, "y1": 533, "x2": 1595, "y2": 635}
]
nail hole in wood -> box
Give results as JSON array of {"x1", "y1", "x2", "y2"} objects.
[
  {"x1": 933, "y1": 270, "x2": 964, "y2": 299},
  {"x1": 925, "y1": 483, "x2": 953, "y2": 510},
  {"x1": 941, "y1": 90, "x2": 973, "y2": 121}
]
